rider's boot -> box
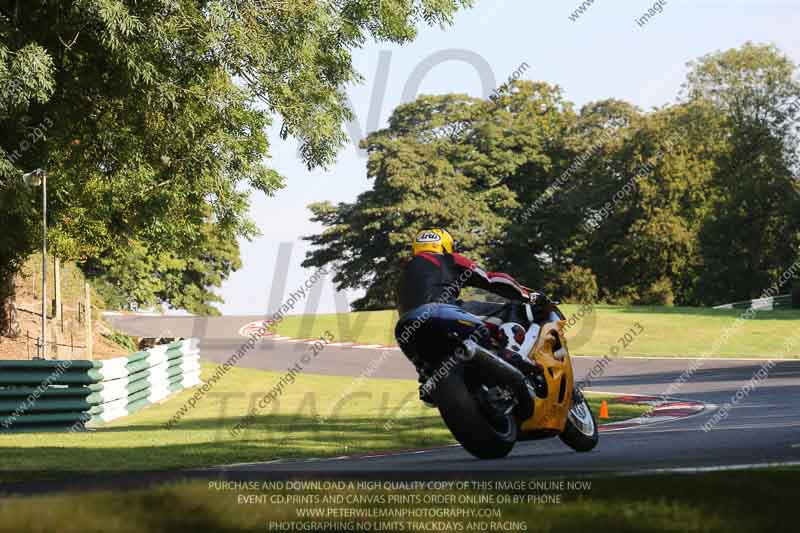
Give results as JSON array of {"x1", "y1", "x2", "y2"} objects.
[
  {"x1": 504, "y1": 350, "x2": 548, "y2": 398},
  {"x1": 417, "y1": 371, "x2": 436, "y2": 407},
  {"x1": 410, "y1": 356, "x2": 437, "y2": 407}
]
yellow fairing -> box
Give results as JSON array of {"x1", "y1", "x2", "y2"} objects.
[{"x1": 520, "y1": 319, "x2": 574, "y2": 433}]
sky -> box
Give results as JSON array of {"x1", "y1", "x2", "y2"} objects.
[{"x1": 215, "y1": 0, "x2": 800, "y2": 316}]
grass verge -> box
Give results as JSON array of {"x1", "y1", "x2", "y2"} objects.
[
  {"x1": 0, "y1": 364, "x2": 643, "y2": 482},
  {"x1": 273, "y1": 305, "x2": 800, "y2": 358},
  {"x1": 0, "y1": 470, "x2": 796, "y2": 532}
]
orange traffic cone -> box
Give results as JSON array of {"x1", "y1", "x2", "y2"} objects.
[{"x1": 599, "y1": 400, "x2": 609, "y2": 419}]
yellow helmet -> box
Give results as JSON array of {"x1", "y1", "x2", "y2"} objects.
[{"x1": 412, "y1": 228, "x2": 454, "y2": 255}]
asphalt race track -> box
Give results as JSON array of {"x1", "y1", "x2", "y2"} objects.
[{"x1": 109, "y1": 315, "x2": 800, "y2": 475}]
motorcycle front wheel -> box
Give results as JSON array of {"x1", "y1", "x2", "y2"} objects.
[
  {"x1": 434, "y1": 365, "x2": 517, "y2": 459},
  {"x1": 559, "y1": 391, "x2": 599, "y2": 452}
]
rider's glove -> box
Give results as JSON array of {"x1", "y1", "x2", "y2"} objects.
[{"x1": 528, "y1": 291, "x2": 551, "y2": 306}]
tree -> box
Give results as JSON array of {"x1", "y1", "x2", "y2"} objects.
[
  {"x1": 503, "y1": 97, "x2": 635, "y2": 294},
  {"x1": 304, "y1": 94, "x2": 516, "y2": 309},
  {"x1": 573, "y1": 102, "x2": 725, "y2": 304},
  {"x1": 303, "y1": 43, "x2": 800, "y2": 309},
  {"x1": 303, "y1": 83, "x2": 568, "y2": 309},
  {"x1": 0, "y1": 10, "x2": 54, "y2": 336},
  {"x1": 86, "y1": 222, "x2": 241, "y2": 315},
  {"x1": 0, "y1": 1, "x2": 473, "y2": 331},
  {"x1": 547, "y1": 265, "x2": 598, "y2": 304},
  {"x1": 685, "y1": 43, "x2": 800, "y2": 303}
]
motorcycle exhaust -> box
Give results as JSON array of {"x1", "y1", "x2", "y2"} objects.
[{"x1": 461, "y1": 340, "x2": 534, "y2": 419}]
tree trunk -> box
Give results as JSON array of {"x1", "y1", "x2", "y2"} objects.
[{"x1": 0, "y1": 271, "x2": 21, "y2": 340}]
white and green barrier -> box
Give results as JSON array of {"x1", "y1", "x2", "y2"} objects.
[
  {"x1": 713, "y1": 294, "x2": 794, "y2": 311},
  {"x1": 0, "y1": 339, "x2": 201, "y2": 430}
]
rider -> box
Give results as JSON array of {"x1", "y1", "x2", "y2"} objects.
[{"x1": 395, "y1": 228, "x2": 549, "y2": 403}]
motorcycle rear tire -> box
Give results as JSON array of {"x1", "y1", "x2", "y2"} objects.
[{"x1": 434, "y1": 366, "x2": 517, "y2": 459}]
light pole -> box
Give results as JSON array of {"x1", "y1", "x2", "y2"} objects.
[{"x1": 22, "y1": 169, "x2": 47, "y2": 359}]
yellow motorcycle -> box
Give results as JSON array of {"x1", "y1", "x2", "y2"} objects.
[{"x1": 397, "y1": 299, "x2": 598, "y2": 459}]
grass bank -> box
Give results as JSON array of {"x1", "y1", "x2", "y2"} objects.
[
  {"x1": 273, "y1": 305, "x2": 800, "y2": 358},
  {"x1": 1, "y1": 254, "x2": 132, "y2": 360}
]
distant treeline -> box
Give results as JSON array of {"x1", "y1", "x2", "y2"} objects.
[{"x1": 303, "y1": 43, "x2": 800, "y2": 309}]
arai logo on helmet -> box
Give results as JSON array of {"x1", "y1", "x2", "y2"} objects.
[{"x1": 416, "y1": 231, "x2": 441, "y2": 243}]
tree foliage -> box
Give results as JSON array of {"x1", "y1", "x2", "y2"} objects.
[
  {"x1": 0, "y1": 0, "x2": 472, "y2": 323},
  {"x1": 86, "y1": 222, "x2": 241, "y2": 315},
  {"x1": 305, "y1": 43, "x2": 800, "y2": 309},
  {"x1": 686, "y1": 43, "x2": 800, "y2": 303}
]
